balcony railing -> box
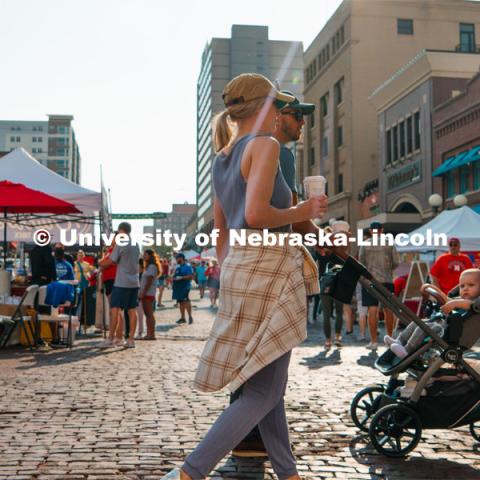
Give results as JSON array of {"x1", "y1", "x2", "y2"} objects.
[{"x1": 455, "y1": 44, "x2": 480, "y2": 53}]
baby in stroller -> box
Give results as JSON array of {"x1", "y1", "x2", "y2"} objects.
[{"x1": 384, "y1": 268, "x2": 480, "y2": 359}]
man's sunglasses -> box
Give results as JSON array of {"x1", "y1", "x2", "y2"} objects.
[
  {"x1": 281, "y1": 110, "x2": 304, "y2": 122},
  {"x1": 449, "y1": 243, "x2": 459, "y2": 247}
]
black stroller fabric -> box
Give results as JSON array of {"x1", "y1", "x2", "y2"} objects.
[
  {"x1": 321, "y1": 256, "x2": 362, "y2": 304},
  {"x1": 417, "y1": 380, "x2": 480, "y2": 428}
]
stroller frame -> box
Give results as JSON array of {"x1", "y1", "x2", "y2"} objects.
[{"x1": 331, "y1": 254, "x2": 480, "y2": 456}]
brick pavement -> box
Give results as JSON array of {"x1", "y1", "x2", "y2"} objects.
[{"x1": 0, "y1": 292, "x2": 479, "y2": 480}]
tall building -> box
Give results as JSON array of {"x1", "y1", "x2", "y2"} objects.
[
  {"x1": 0, "y1": 114, "x2": 81, "y2": 183},
  {"x1": 149, "y1": 203, "x2": 197, "y2": 236},
  {"x1": 196, "y1": 25, "x2": 305, "y2": 234},
  {"x1": 302, "y1": 0, "x2": 480, "y2": 228},
  {"x1": 368, "y1": 49, "x2": 480, "y2": 232}
]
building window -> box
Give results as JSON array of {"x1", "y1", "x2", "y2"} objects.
[
  {"x1": 9, "y1": 136, "x2": 15, "y2": 142},
  {"x1": 16, "y1": 136, "x2": 20, "y2": 142},
  {"x1": 38, "y1": 137, "x2": 43, "y2": 143},
  {"x1": 337, "y1": 126, "x2": 344, "y2": 148},
  {"x1": 397, "y1": 19, "x2": 414, "y2": 35},
  {"x1": 340, "y1": 25, "x2": 345, "y2": 45},
  {"x1": 322, "y1": 137, "x2": 329, "y2": 158},
  {"x1": 392, "y1": 125, "x2": 398, "y2": 161},
  {"x1": 310, "y1": 112, "x2": 315, "y2": 128},
  {"x1": 414, "y1": 111, "x2": 420, "y2": 150},
  {"x1": 474, "y1": 162, "x2": 480, "y2": 190},
  {"x1": 386, "y1": 130, "x2": 392, "y2": 165},
  {"x1": 309, "y1": 147, "x2": 315, "y2": 166},
  {"x1": 399, "y1": 121, "x2": 405, "y2": 158},
  {"x1": 38, "y1": 126, "x2": 43, "y2": 132},
  {"x1": 32, "y1": 148, "x2": 36, "y2": 153},
  {"x1": 338, "y1": 173, "x2": 343, "y2": 193},
  {"x1": 406, "y1": 116, "x2": 413, "y2": 154},
  {"x1": 38, "y1": 148, "x2": 43, "y2": 153},
  {"x1": 32, "y1": 137, "x2": 37, "y2": 142},
  {"x1": 320, "y1": 94, "x2": 329, "y2": 117},
  {"x1": 447, "y1": 172, "x2": 456, "y2": 198},
  {"x1": 460, "y1": 165, "x2": 470, "y2": 193},
  {"x1": 459, "y1": 23, "x2": 475, "y2": 52},
  {"x1": 334, "y1": 78, "x2": 344, "y2": 105}
]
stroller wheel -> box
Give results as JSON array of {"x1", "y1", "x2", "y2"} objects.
[
  {"x1": 470, "y1": 422, "x2": 480, "y2": 442},
  {"x1": 369, "y1": 404, "x2": 422, "y2": 457},
  {"x1": 350, "y1": 385, "x2": 385, "y2": 432}
]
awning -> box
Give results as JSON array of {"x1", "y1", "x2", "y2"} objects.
[{"x1": 432, "y1": 144, "x2": 480, "y2": 177}]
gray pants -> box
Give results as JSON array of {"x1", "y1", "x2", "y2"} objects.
[
  {"x1": 397, "y1": 321, "x2": 444, "y2": 353},
  {"x1": 183, "y1": 352, "x2": 297, "y2": 480}
]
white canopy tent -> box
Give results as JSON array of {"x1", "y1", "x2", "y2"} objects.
[
  {"x1": 0, "y1": 148, "x2": 102, "y2": 242},
  {"x1": 396, "y1": 206, "x2": 480, "y2": 252}
]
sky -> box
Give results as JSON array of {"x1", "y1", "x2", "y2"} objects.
[{"x1": 0, "y1": 0, "x2": 343, "y2": 233}]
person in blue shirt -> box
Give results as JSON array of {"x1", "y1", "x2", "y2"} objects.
[
  {"x1": 195, "y1": 260, "x2": 207, "y2": 299},
  {"x1": 172, "y1": 252, "x2": 194, "y2": 325},
  {"x1": 54, "y1": 246, "x2": 74, "y2": 281}
]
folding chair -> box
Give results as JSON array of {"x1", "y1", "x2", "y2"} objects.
[
  {"x1": 0, "y1": 285, "x2": 39, "y2": 350},
  {"x1": 37, "y1": 284, "x2": 79, "y2": 348}
]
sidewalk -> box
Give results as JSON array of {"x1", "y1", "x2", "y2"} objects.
[{"x1": 0, "y1": 292, "x2": 479, "y2": 479}]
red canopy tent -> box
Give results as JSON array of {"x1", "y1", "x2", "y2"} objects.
[{"x1": 0, "y1": 180, "x2": 80, "y2": 264}]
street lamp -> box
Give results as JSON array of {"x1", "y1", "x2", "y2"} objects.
[
  {"x1": 428, "y1": 193, "x2": 443, "y2": 215},
  {"x1": 453, "y1": 194, "x2": 468, "y2": 208}
]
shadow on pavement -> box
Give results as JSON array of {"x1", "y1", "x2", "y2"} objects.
[
  {"x1": 300, "y1": 348, "x2": 342, "y2": 369},
  {"x1": 217, "y1": 456, "x2": 266, "y2": 479},
  {"x1": 349, "y1": 433, "x2": 480, "y2": 479},
  {"x1": 356, "y1": 350, "x2": 379, "y2": 368}
]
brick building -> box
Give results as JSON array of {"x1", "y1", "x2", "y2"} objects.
[{"x1": 432, "y1": 72, "x2": 480, "y2": 213}]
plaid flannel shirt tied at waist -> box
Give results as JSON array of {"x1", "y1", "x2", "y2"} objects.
[{"x1": 194, "y1": 230, "x2": 319, "y2": 393}]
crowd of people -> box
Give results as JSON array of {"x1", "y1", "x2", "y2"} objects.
[{"x1": 28, "y1": 221, "x2": 223, "y2": 348}]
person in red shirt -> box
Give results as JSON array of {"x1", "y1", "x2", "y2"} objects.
[{"x1": 430, "y1": 237, "x2": 473, "y2": 294}]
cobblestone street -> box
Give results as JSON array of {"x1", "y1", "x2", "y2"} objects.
[{"x1": 1, "y1": 293, "x2": 479, "y2": 480}]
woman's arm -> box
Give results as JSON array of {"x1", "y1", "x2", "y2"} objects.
[
  {"x1": 214, "y1": 197, "x2": 229, "y2": 266},
  {"x1": 243, "y1": 137, "x2": 327, "y2": 228}
]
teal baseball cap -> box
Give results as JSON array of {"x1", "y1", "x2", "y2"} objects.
[{"x1": 275, "y1": 90, "x2": 315, "y2": 114}]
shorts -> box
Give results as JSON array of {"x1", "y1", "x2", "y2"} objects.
[
  {"x1": 110, "y1": 286, "x2": 139, "y2": 310},
  {"x1": 198, "y1": 280, "x2": 207, "y2": 288},
  {"x1": 157, "y1": 276, "x2": 165, "y2": 287},
  {"x1": 362, "y1": 282, "x2": 394, "y2": 307},
  {"x1": 207, "y1": 278, "x2": 220, "y2": 290},
  {"x1": 103, "y1": 279, "x2": 114, "y2": 296},
  {"x1": 175, "y1": 290, "x2": 190, "y2": 302}
]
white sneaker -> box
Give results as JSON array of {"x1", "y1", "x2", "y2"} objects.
[
  {"x1": 160, "y1": 468, "x2": 181, "y2": 479},
  {"x1": 391, "y1": 342, "x2": 408, "y2": 359},
  {"x1": 366, "y1": 342, "x2": 378, "y2": 351},
  {"x1": 125, "y1": 339, "x2": 135, "y2": 348},
  {"x1": 384, "y1": 335, "x2": 396, "y2": 346}
]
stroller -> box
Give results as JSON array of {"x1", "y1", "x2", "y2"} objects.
[{"x1": 325, "y1": 255, "x2": 480, "y2": 457}]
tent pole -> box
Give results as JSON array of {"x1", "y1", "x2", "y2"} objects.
[{"x1": 3, "y1": 208, "x2": 7, "y2": 268}]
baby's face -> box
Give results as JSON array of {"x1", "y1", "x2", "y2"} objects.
[{"x1": 459, "y1": 273, "x2": 480, "y2": 300}]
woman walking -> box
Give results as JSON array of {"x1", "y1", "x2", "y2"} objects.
[
  {"x1": 161, "y1": 73, "x2": 327, "y2": 480},
  {"x1": 139, "y1": 249, "x2": 160, "y2": 340}
]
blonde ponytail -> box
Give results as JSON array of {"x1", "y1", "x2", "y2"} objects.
[{"x1": 213, "y1": 110, "x2": 232, "y2": 152}]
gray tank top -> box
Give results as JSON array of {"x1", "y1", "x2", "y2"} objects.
[{"x1": 212, "y1": 134, "x2": 292, "y2": 232}]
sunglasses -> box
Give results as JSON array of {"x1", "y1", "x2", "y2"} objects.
[
  {"x1": 281, "y1": 110, "x2": 304, "y2": 122},
  {"x1": 449, "y1": 243, "x2": 459, "y2": 247}
]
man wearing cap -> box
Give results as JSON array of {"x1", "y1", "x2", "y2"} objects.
[
  {"x1": 274, "y1": 91, "x2": 315, "y2": 197},
  {"x1": 430, "y1": 237, "x2": 473, "y2": 294},
  {"x1": 359, "y1": 222, "x2": 399, "y2": 350},
  {"x1": 172, "y1": 253, "x2": 194, "y2": 325}
]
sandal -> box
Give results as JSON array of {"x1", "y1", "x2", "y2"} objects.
[
  {"x1": 334, "y1": 337, "x2": 342, "y2": 347},
  {"x1": 325, "y1": 339, "x2": 332, "y2": 349}
]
